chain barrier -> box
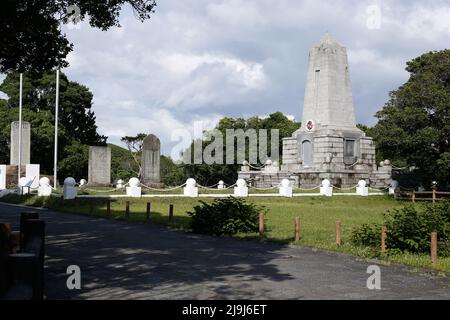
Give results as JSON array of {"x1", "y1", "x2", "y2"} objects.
[
  {"x1": 140, "y1": 183, "x2": 186, "y2": 191},
  {"x1": 392, "y1": 165, "x2": 408, "y2": 170},
  {"x1": 295, "y1": 185, "x2": 321, "y2": 191},
  {"x1": 331, "y1": 184, "x2": 359, "y2": 191},
  {"x1": 249, "y1": 185, "x2": 280, "y2": 190},
  {"x1": 248, "y1": 163, "x2": 267, "y2": 170},
  {"x1": 80, "y1": 187, "x2": 125, "y2": 193},
  {"x1": 368, "y1": 186, "x2": 390, "y2": 191}
]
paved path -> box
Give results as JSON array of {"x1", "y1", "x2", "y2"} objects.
[{"x1": 1, "y1": 203, "x2": 449, "y2": 300}]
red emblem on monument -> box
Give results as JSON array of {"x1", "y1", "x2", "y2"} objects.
[{"x1": 306, "y1": 120, "x2": 314, "y2": 131}]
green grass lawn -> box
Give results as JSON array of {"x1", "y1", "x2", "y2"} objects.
[{"x1": 1, "y1": 194, "x2": 449, "y2": 274}]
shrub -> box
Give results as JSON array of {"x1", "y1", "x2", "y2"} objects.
[
  {"x1": 187, "y1": 197, "x2": 266, "y2": 236},
  {"x1": 350, "y1": 223, "x2": 382, "y2": 247},
  {"x1": 351, "y1": 201, "x2": 450, "y2": 256},
  {"x1": 384, "y1": 203, "x2": 450, "y2": 255}
]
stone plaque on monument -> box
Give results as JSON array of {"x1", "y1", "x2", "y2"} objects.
[
  {"x1": 141, "y1": 134, "x2": 160, "y2": 185},
  {"x1": 10, "y1": 121, "x2": 31, "y2": 165},
  {"x1": 88, "y1": 146, "x2": 111, "y2": 186}
]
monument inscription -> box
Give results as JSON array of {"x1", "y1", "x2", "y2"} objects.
[{"x1": 88, "y1": 146, "x2": 111, "y2": 185}]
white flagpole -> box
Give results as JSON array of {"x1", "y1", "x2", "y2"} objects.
[
  {"x1": 54, "y1": 69, "x2": 60, "y2": 189},
  {"x1": 18, "y1": 73, "x2": 23, "y2": 189}
]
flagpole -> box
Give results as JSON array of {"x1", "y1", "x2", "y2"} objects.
[
  {"x1": 54, "y1": 69, "x2": 60, "y2": 189},
  {"x1": 18, "y1": 73, "x2": 23, "y2": 190}
]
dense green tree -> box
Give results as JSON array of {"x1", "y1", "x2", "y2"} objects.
[
  {"x1": 110, "y1": 143, "x2": 138, "y2": 181},
  {"x1": 183, "y1": 112, "x2": 300, "y2": 185},
  {"x1": 120, "y1": 133, "x2": 147, "y2": 177},
  {"x1": 160, "y1": 155, "x2": 186, "y2": 186},
  {"x1": 0, "y1": 0, "x2": 156, "y2": 73},
  {"x1": 0, "y1": 71, "x2": 105, "y2": 181},
  {"x1": 0, "y1": 72, "x2": 105, "y2": 145},
  {"x1": 372, "y1": 50, "x2": 450, "y2": 189}
]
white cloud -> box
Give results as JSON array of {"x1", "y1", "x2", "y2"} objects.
[{"x1": 43, "y1": 0, "x2": 450, "y2": 155}]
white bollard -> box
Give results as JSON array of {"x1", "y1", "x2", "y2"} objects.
[
  {"x1": 356, "y1": 180, "x2": 369, "y2": 196},
  {"x1": 116, "y1": 179, "x2": 124, "y2": 189},
  {"x1": 126, "y1": 177, "x2": 141, "y2": 197},
  {"x1": 217, "y1": 180, "x2": 225, "y2": 189},
  {"x1": 279, "y1": 179, "x2": 293, "y2": 197},
  {"x1": 63, "y1": 177, "x2": 77, "y2": 199},
  {"x1": 183, "y1": 178, "x2": 198, "y2": 197},
  {"x1": 234, "y1": 179, "x2": 248, "y2": 197},
  {"x1": 25, "y1": 164, "x2": 40, "y2": 189},
  {"x1": 19, "y1": 177, "x2": 30, "y2": 195},
  {"x1": 320, "y1": 179, "x2": 333, "y2": 197},
  {"x1": 389, "y1": 180, "x2": 399, "y2": 195},
  {"x1": 38, "y1": 177, "x2": 52, "y2": 197}
]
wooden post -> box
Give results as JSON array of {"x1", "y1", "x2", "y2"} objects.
[
  {"x1": 125, "y1": 201, "x2": 130, "y2": 218},
  {"x1": 335, "y1": 221, "x2": 341, "y2": 246},
  {"x1": 146, "y1": 202, "x2": 151, "y2": 220},
  {"x1": 381, "y1": 225, "x2": 387, "y2": 254},
  {"x1": 294, "y1": 216, "x2": 300, "y2": 242},
  {"x1": 106, "y1": 200, "x2": 111, "y2": 216},
  {"x1": 431, "y1": 232, "x2": 437, "y2": 266},
  {"x1": 259, "y1": 213, "x2": 264, "y2": 235},
  {"x1": 169, "y1": 204, "x2": 174, "y2": 221},
  {"x1": 412, "y1": 192, "x2": 415, "y2": 203},
  {"x1": 432, "y1": 189, "x2": 436, "y2": 204}
]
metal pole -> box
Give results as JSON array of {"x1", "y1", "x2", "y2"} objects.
[
  {"x1": 53, "y1": 69, "x2": 60, "y2": 189},
  {"x1": 18, "y1": 73, "x2": 23, "y2": 189}
]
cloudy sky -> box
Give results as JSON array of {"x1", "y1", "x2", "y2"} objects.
[{"x1": 3, "y1": 0, "x2": 450, "y2": 156}]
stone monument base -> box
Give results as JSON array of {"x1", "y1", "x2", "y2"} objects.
[{"x1": 238, "y1": 167, "x2": 392, "y2": 189}]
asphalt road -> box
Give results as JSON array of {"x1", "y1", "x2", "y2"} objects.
[{"x1": 1, "y1": 202, "x2": 449, "y2": 300}]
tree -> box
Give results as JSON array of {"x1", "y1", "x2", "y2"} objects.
[
  {"x1": 0, "y1": 0, "x2": 157, "y2": 73},
  {"x1": 160, "y1": 155, "x2": 186, "y2": 186},
  {"x1": 372, "y1": 50, "x2": 450, "y2": 189},
  {"x1": 0, "y1": 71, "x2": 105, "y2": 181},
  {"x1": 183, "y1": 112, "x2": 300, "y2": 185},
  {"x1": 109, "y1": 143, "x2": 138, "y2": 181},
  {"x1": 0, "y1": 72, "x2": 106, "y2": 146},
  {"x1": 120, "y1": 133, "x2": 147, "y2": 177}
]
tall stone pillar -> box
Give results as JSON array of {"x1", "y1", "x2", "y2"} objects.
[
  {"x1": 141, "y1": 134, "x2": 161, "y2": 185},
  {"x1": 88, "y1": 146, "x2": 111, "y2": 186},
  {"x1": 10, "y1": 121, "x2": 31, "y2": 165}
]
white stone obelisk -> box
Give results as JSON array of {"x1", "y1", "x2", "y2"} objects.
[{"x1": 301, "y1": 33, "x2": 357, "y2": 132}]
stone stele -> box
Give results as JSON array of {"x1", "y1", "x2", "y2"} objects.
[
  {"x1": 10, "y1": 121, "x2": 31, "y2": 165},
  {"x1": 141, "y1": 134, "x2": 161, "y2": 185},
  {"x1": 88, "y1": 146, "x2": 111, "y2": 186}
]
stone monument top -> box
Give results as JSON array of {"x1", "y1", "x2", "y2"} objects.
[
  {"x1": 143, "y1": 134, "x2": 160, "y2": 151},
  {"x1": 301, "y1": 33, "x2": 357, "y2": 133}
]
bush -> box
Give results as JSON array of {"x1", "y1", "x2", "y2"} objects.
[
  {"x1": 351, "y1": 201, "x2": 450, "y2": 256},
  {"x1": 384, "y1": 203, "x2": 450, "y2": 255},
  {"x1": 187, "y1": 197, "x2": 266, "y2": 236},
  {"x1": 350, "y1": 223, "x2": 382, "y2": 247}
]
